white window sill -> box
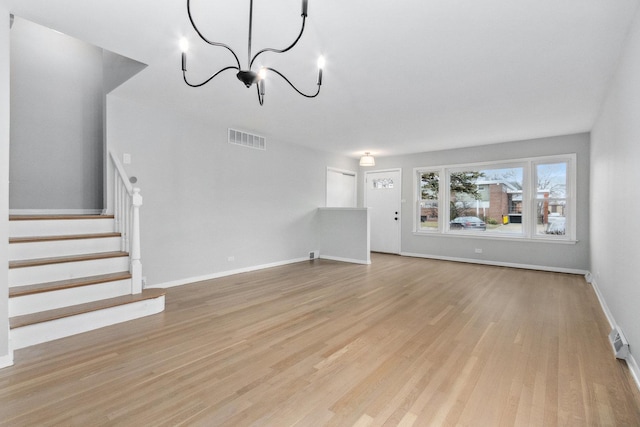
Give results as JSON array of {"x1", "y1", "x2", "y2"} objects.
[{"x1": 412, "y1": 231, "x2": 578, "y2": 245}]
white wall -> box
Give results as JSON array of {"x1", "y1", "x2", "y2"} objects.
[
  {"x1": 1, "y1": 6, "x2": 13, "y2": 367},
  {"x1": 107, "y1": 96, "x2": 357, "y2": 287},
  {"x1": 10, "y1": 18, "x2": 103, "y2": 210},
  {"x1": 360, "y1": 133, "x2": 590, "y2": 272},
  {"x1": 591, "y1": 8, "x2": 640, "y2": 374}
]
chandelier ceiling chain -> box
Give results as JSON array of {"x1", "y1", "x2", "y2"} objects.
[{"x1": 181, "y1": 0, "x2": 324, "y2": 105}]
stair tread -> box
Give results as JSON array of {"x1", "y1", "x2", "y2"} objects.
[
  {"x1": 9, "y1": 271, "x2": 133, "y2": 297},
  {"x1": 10, "y1": 288, "x2": 166, "y2": 329},
  {"x1": 9, "y1": 232, "x2": 121, "y2": 244},
  {"x1": 9, "y1": 214, "x2": 114, "y2": 221},
  {"x1": 9, "y1": 251, "x2": 129, "y2": 269}
]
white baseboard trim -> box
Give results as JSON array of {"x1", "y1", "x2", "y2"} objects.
[
  {"x1": 626, "y1": 353, "x2": 640, "y2": 392},
  {"x1": 400, "y1": 252, "x2": 588, "y2": 275},
  {"x1": 319, "y1": 255, "x2": 371, "y2": 265},
  {"x1": 588, "y1": 274, "x2": 640, "y2": 392},
  {"x1": 587, "y1": 275, "x2": 615, "y2": 329},
  {"x1": 150, "y1": 257, "x2": 311, "y2": 289},
  {"x1": 0, "y1": 352, "x2": 14, "y2": 370},
  {"x1": 9, "y1": 209, "x2": 103, "y2": 215}
]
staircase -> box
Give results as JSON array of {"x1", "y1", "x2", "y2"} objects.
[{"x1": 8, "y1": 214, "x2": 165, "y2": 350}]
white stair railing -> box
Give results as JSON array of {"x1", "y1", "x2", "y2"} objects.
[{"x1": 110, "y1": 151, "x2": 143, "y2": 294}]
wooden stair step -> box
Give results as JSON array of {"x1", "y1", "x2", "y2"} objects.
[
  {"x1": 9, "y1": 214, "x2": 114, "y2": 221},
  {"x1": 9, "y1": 271, "x2": 132, "y2": 298},
  {"x1": 9, "y1": 232, "x2": 121, "y2": 244},
  {"x1": 9, "y1": 288, "x2": 166, "y2": 329},
  {"x1": 9, "y1": 251, "x2": 129, "y2": 269}
]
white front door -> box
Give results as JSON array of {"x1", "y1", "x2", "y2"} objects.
[{"x1": 365, "y1": 169, "x2": 401, "y2": 254}]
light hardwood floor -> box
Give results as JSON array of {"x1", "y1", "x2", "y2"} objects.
[{"x1": 1, "y1": 254, "x2": 639, "y2": 426}]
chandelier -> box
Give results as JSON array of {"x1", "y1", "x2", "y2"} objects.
[{"x1": 180, "y1": 0, "x2": 325, "y2": 105}]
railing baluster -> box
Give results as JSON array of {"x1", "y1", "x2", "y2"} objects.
[
  {"x1": 130, "y1": 188, "x2": 142, "y2": 294},
  {"x1": 109, "y1": 152, "x2": 143, "y2": 294},
  {"x1": 124, "y1": 196, "x2": 131, "y2": 252},
  {"x1": 114, "y1": 176, "x2": 120, "y2": 233},
  {"x1": 120, "y1": 185, "x2": 126, "y2": 251}
]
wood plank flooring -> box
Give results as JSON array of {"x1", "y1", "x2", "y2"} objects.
[{"x1": 1, "y1": 254, "x2": 639, "y2": 426}]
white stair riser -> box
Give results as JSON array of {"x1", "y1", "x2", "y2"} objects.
[
  {"x1": 9, "y1": 257, "x2": 130, "y2": 287},
  {"x1": 9, "y1": 279, "x2": 132, "y2": 317},
  {"x1": 10, "y1": 218, "x2": 115, "y2": 238},
  {"x1": 9, "y1": 237, "x2": 122, "y2": 261},
  {"x1": 10, "y1": 295, "x2": 165, "y2": 350}
]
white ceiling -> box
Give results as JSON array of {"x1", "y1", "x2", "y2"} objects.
[{"x1": 4, "y1": 0, "x2": 639, "y2": 158}]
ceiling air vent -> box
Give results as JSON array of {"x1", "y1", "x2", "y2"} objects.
[{"x1": 228, "y1": 128, "x2": 266, "y2": 151}]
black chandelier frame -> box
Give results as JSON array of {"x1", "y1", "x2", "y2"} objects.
[{"x1": 181, "y1": 0, "x2": 323, "y2": 105}]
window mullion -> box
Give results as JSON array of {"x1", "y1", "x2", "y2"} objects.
[
  {"x1": 523, "y1": 161, "x2": 533, "y2": 238},
  {"x1": 442, "y1": 168, "x2": 449, "y2": 232}
]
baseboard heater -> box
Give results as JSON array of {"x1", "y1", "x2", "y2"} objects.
[{"x1": 609, "y1": 327, "x2": 630, "y2": 359}]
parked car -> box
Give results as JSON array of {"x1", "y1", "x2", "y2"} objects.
[
  {"x1": 545, "y1": 215, "x2": 566, "y2": 235},
  {"x1": 450, "y1": 216, "x2": 486, "y2": 231}
]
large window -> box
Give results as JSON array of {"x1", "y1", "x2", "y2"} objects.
[{"x1": 414, "y1": 155, "x2": 575, "y2": 241}]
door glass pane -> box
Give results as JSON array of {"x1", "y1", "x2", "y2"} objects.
[
  {"x1": 373, "y1": 178, "x2": 394, "y2": 189},
  {"x1": 449, "y1": 167, "x2": 524, "y2": 234}
]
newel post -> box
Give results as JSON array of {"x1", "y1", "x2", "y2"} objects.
[{"x1": 131, "y1": 188, "x2": 143, "y2": 294}]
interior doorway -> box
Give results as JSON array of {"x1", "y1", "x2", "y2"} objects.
[{"x1": 326, "y1": 167, "x2": 356, "y2": 207}]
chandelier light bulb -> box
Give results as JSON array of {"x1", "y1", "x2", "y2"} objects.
[
  {"x1": 180, "y1": 38, "x2": 189, "y2": 72},
  {"x1": 179, "y1": 37, "x2": 189, "y2": 53},
  {"x1": 258, "y1": 67, "x2": 267, "y2": 96},
  {"x1": 316, "y1": 55, "x2": 325, "y2": 85}
]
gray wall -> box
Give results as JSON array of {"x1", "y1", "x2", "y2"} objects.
[
  {"x1": 10, "y1": 18, "x2": 103, "y2": 210},
  {"x1": 359, "y1": 133, "x2": 590, "y2": 272},
  {"x1": 318, "y1": 208, "x2": 370, "y2": 264},
  {"x1": 107, "y1": 96, "x2": 358, "y2": 286},
  {"x1": 1, "y1": 7, "x2": 12, "y2": 367},
  {"x1": 591, "y1": 8, "x2": 640, "y2": 369}
]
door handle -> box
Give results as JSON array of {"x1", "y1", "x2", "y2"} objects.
[{"x1": 394, "y1": 217, "x2": 398, "y2": 221}]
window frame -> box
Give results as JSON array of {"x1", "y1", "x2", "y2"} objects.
[
  {"x1": 530, "y1": 159, "x2": 575, "y2": 240},
  {"x1": 413, "y1": 154, "x2": 577, "y2": 242},
  {"x1": 416, "y1": 169, "x2": 441, "y2": 233},
  {"x1": 445, "y1": 161, "x2": 527, "y2": 236}
]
